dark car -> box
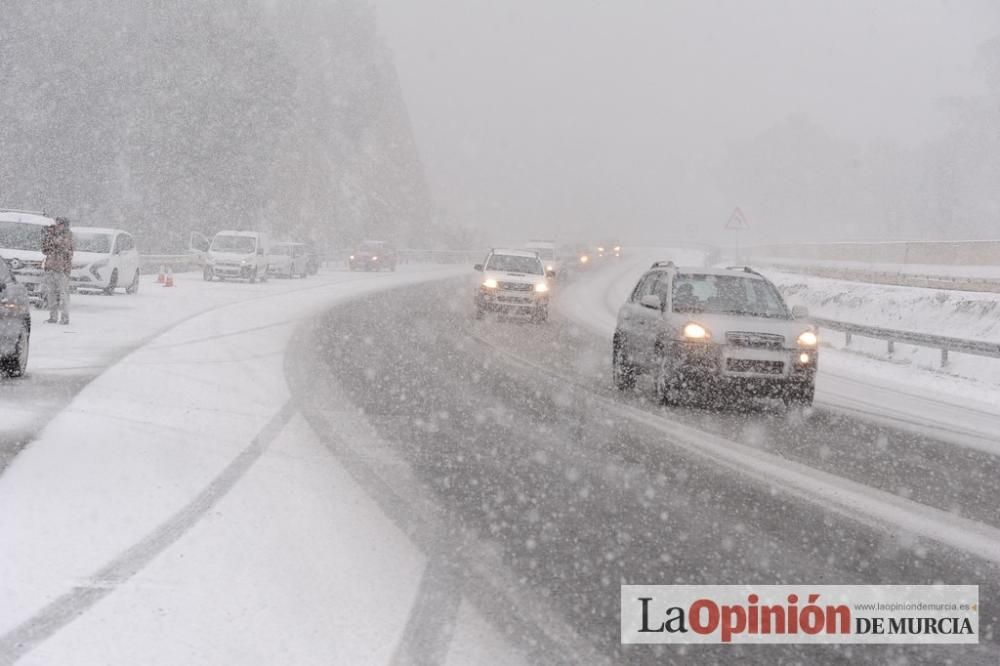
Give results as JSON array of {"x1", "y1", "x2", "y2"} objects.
[
  {"x1": 0, "y1": 257, "x2": 31, "y2": 377},
  {"x1": 349, "y1": 241, "x2": 398, "y2": 272}
]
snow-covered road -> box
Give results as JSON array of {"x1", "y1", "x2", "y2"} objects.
[
  {"x1": 0, "y1": 266, "x2": 525, "y2": 666},
  {"x1": 2, "y1": 256, "x2": 998, "y2": 664}
]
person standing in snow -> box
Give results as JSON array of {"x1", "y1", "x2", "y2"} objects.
[{"x1": 42, "y1": 216, "x2": 74, "y2": 324}]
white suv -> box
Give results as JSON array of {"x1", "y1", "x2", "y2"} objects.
[
  {"x1": 70, "y1": 227, "x2": 141, "y2": 295},
  {"x1": 474, "y1": 249, "x2": 552, "y2": 322},
  {"x1": 613, "y1": 263, "x2": 818, "y2": 406}
]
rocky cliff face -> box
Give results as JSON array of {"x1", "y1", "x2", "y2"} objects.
[{"x1": 0, "y1": 0, "x2": 433, "y2": 252}]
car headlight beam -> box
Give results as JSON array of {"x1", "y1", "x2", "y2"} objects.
[
  {"x1": 683, "y1": 322, "x2": 709, "y2": 340},
  {"x1": 482, "y1": 278, "x2": 498, "y2": 289},
  {"x1": 797, "y1": 330, "x2": 818, "y2": 347},
  {"x1": 534, "y1": 282, "x2": 549, "y2": 293}
]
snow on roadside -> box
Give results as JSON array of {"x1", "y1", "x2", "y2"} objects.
[
  {"x1": 764, "y1": 269, "x2": 1000, "y2": 397},
  {"x1": 0, "y1": 265, "x2": 466, "y2": 663},
  {"x1": 766, "y1": 269, "x2": 1000, "y2": 342}
]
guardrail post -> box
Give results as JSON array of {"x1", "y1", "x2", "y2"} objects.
[
  {"x1": 887, "y1": 339, "x2": 894, "y2": 355},
  {"x1": 844, "y1": 331, "x2": 852, "y2": 347},
  {"x1": 940, "y1": 348, "x2": 948, "y2": 367}
]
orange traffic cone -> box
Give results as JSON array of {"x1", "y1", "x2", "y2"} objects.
[
  {"x1": 156, "y1": 265, "x2": 166, "y2": 283},
  {"x1": 163, "y1": 267, "x2": 174, "y2": 287}
]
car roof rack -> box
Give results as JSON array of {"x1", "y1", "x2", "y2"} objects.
[
  {"x1": 0, "y1": 208, "x2": 47, "y2": 216},
  {"x1": 726, "y1": 265, "x2": 765, "y2": 277},
  {"x1": 650, "y1": 260, "x2": 676, "y2": 269}
]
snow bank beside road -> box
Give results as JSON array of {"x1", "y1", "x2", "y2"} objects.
[
  {"x1": 768, "y1": 270, "x2": 1000, "y2": 342},
  {"x1": 766, "y1": 270, "x2": 1000, "y2": 391}
]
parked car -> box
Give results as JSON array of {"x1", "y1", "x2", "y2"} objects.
[
  {"x1": 268, "y1": 242, "x2": 311, "y2": 278},
  {"x1": 473, "y1": 248, "x2": 552, "y2": 322},
  {"x1": 0, "y1": 209, "x2": 55, "y2": 305},
  {"x1": 204, "y1": 230, "x2": 270, "y2": 282},
  {"x1": 348, "y1": 241, "x2": 398, "y2": 271},
  {"x1": 70, "y1": 227, "x2": 141, "y2": 295},
  {"x1": 0, "y1": 255, "x2": 31, "y2": 377},
  {"x1": 612, "y1": 262, "x2": 817, "y2": 407}
]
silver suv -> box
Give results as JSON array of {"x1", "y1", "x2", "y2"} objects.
[{"x1": 612, "y1": 263, "x2": 818, "y2": 406}]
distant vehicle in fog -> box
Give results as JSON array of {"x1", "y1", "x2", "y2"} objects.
[
  {"x1": 0, "y1": 209, "x2": 55, "y2": 304},
  {"x1": 349, "y1": 241, "x2": 398, "y2": 271},
  {"x1": 574, "y1": 244, "x2": 593, "y2": 271},
  {"x1": 613, "y1": 263, "x2": 817, "y2": 407},
  {"x1": 524, "y1": 239, "x2": 561, "y2": 276},
  {"x1": 204, "y1": 230, "x2": 270, "y2": 283},
  {"x1": 0, "y1": 254, "x2": 31, "y2": 377},
  {"x1": 596, "y1": 242, "x2": 623, "y2": 260},
  {"x1": 268, "y1": 242, "x2": 311, "y2": 278},
  {"x1": 70, "y1": 227, "x2": 141, "y2": 295}
]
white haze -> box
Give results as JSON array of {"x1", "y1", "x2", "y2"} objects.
[{"x1": 375, "y1": 0, "x2": 1000, "y2": 246}]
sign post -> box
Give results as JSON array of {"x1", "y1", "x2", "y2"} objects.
[{"x1": 725, "y1": 207, "x2": 750, "y2": 263}]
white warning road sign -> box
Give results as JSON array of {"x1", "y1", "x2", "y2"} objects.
[{"x1": 725, "y1": 207, "x2": 750, "y2": 231}]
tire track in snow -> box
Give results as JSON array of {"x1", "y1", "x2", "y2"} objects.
[
  {"x1": 469, "y1": 329, "x2": 1000, "y2": 566},
  {"x1": 0, "y1": 401, "x2": 296, "y2": 665}
]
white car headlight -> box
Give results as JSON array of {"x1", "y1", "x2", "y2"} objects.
[
  {"x1": 534, "y1": 282, "x2": 549, "y2": 293},
  {"x1": 482, "y1": 278, "x2": 498, "y2": 289},
  {"x1": 797, "y1": 331, "x2": 818, "y2": 347},
  {"x1": 683, "y1": 322, "x2": 710, "y2": 340}
]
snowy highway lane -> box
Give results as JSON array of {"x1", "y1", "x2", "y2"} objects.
[{"x1": 302, "y1": 275, "x2": 999, "y2": 664}]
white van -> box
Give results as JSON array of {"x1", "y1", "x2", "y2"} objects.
[
  {"x1": 204, "y1": 231, "x2": 270, "y2": 283},
  {"x1": 70, "y1": 227, "x2": 141, "y2": 294}
]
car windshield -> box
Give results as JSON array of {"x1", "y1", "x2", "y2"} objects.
[
  {"x1": 211, "y1": 235, "x2": 256, "y2": 253},
  {"x1": 273, "y1": 245, "x2": 294, "y2": 255},
  {"x1": 672, "y1": 273, "x2": 790, "y2": 319},
  {"x1": 358, "y1": 244, "x2": 384, "y2": 253},
  {"x1": 0, "y1": 221, "x2": 49, "y2": 251},
  {"x1": 73, "y1": 232, "x2": 112, "y2": 254},
  {"x1": 486, "y1": 254, "x2": 544, "y2": 274}
]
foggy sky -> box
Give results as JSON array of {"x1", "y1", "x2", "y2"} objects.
[{"x1": 374, "y1": 0, "x2": 999, "y2": 245}]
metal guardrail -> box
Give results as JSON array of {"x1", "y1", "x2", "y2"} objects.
[
  {"x1": 138, "y1": 249, "x2": 483, "y2": 273},
  {"x1": 812, "y1": 316, "x2": 1000, "y2": 366}
]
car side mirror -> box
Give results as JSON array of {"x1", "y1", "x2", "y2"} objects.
[
  {"x1": 257, "y1": 247, "x2": 265, "y2": 256},
  {"x1": 474, "y1": 264, "x2": 483, "y2": 272},
  {"x1": 545, "y1": 269, "x2": 556, "y2": 278},
  {"x1": 640, "y1": 294, "x2": 662, "y2": 310},
  {"x1": 792, "y1": 305, "x2": 809, "y2": 319}
]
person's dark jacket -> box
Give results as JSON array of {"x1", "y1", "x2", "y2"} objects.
[{"x1": 42, "y1": 224, "x2": 74, "y2": 274}]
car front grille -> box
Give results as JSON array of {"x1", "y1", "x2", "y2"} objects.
[
  {"x1": 499, "y1": 281, "x2": 534, "y2": 292},
  {"x1": 726, "y1": 332, "x2": 785, "y2": 349},
  {"x1": 726, "y1": 359, "x2": 785, "y2": 375}
]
